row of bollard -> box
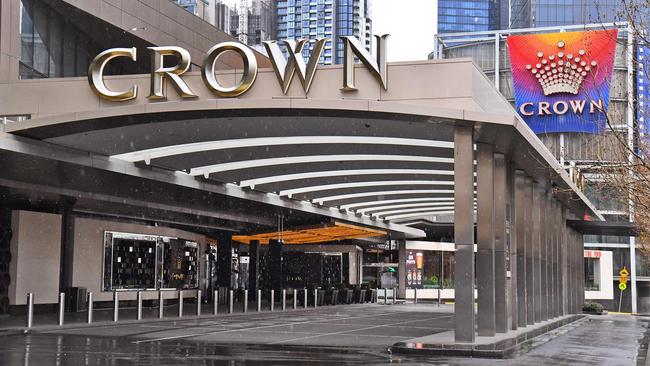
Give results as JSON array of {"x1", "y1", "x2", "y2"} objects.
[
  {"x1": 25, "y1": 288, "x2": 377, "y2": 328},
  {"x1": 379, "y1": 288, "x2": 397, "y2": 305}
]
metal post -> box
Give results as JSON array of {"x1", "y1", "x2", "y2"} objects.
[
  {"x1": 437, "y1": 288, "x2": 441, "y2": 307},
  {"x1": 113, "y1": 291, "x2": 119, "y2": 322},
  {"x1": 229, "y1": 290, "x2": 234, "y2": 314},
  {"x1": 196, "y1": 290, "x2": 202, "y2": 316},
  {"x1": 270, "y1": 289, "x2": 275, "y2": 312},
  {"x1": 282, "y1": 289, "x2": 286, "y2": 311},
  {"x1": 159, "y1": 290, "x2": 164, "y2": 319},
  {"x1": 454, "y1": 125, "x2": 475, "y2": 343},
  {"x1": 293, "y1": 289, "x2": 297, "y2": 309},
  {"x1": 213, "y1": 290, "x2": 218, "y2": 315},
  {"x1": 244, "y1": 290, "x2": 248, "y2": 313},
  {"x1": 137, "y1": 291, "x2": 143, "y2": 320},
  {"x1": 86, "y1": 292, "x2": 93, "y2": 324},
  {"x1": 314, "y1": 289, "x2": 318, "y2": 308},
  {"x1": 58, "y1": 292, "x2": 65, "y2": 326},
  {"x1": 392, "y1": 287, "x2": 396, "y2": 304},
  {"x1": 178, "y1": 290, "x2": 184, "y2": 318},
  {"x1": 257, "y1": 290, "x2": 262, "y2": 312},
  {"x1": 26, "y1": 293, "x2": 34, "y2": 328},
  {"x1": 304, "y1": 288, "x2": 307, "y2": 309},
  {"x1": 414, "y1": 288, "x2": 418, "y2": 304}
]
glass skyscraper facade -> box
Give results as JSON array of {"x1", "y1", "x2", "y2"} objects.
[
  {"x1": 509, "y1": 0, "x2": 623, "y2": 29},
  {"x1": 439, "y1": 0, "x2": 628, "y2": 34},
  {"x1": 276, "y1": 0, "x2": 372, "y2": 65},
  {"x1": 438, "y1": 0, "x2": 500, "y2": 33}
]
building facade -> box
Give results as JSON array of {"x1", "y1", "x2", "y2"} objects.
[
  {"x1": 438, "y1": 0, "x2": 626, "y2": 34},
  {"x1": 437, "y1": 0, "x2": 501, "y2": 34},
  {"x1": 276, "y1": 0, "x2": 372, "y2": 65},
  {"x1": 432, "y1": 23, "x2": 647, "y2": 313}
]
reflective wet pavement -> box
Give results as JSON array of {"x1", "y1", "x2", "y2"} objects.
[{"x1": 0, "y1": 305, "x2": 647, "y2": 365}]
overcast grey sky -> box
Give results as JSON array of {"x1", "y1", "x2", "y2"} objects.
[{"x1": 372, "y1": 0, "x2": 437, "y2": 62}]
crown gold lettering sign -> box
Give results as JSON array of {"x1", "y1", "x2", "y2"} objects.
[
  {"x1": 87, "y1": 35, "x2": 389, "y2": 101},
  {"x1": 525, "y1": 41, "x2": 598, "y2": 96}
]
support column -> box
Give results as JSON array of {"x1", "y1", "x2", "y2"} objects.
[
  {"x1": 398, "y1": 240, "x2": 407, "y2": 299},
  {"x1": 454, "y1": 125, "x2": 475, "y2": 343},
  {"x1": 554, "y1": 202, "x2": 561, "y2": 317},
  {"x1": 539, "y1": 188, "x2": 548, "y2": 321},
  {"x1": 560, "y1": 206, "x2": 567, "y2": 315},
  {"x1": 545, "y1": 194, "x2": 554, "y2": 318},
  {"x1": 514, "y1": 170, "x2": 527, "y2": 327},
  {"x1": 525, "y1": 178, "x2": 535, "y2": 325},
  {"x1": 508, "y1": 164, "x2": 518, "y2": 331},
  {"x1": 249, "y1": 240, "x2": 260, "y2": 299},
  {"x1": 550, "y1": 200, "x2": 558, "y2": 318},
  {"x1": 269, "y1": 239, "x2": 283, "y2": 301},
  {"x1": 477, "y1": 143, "x2": 496, "y2": 336},
  {"x1": 532, "y1": 184, "x2": 542, "y2": 323},
  {"x1": 494, "y1": 154, "x2": 508, "y2": 334}
]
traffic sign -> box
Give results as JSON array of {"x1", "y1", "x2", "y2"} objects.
[{"x1": 619, "y1": 283, "x2": 627, "y2": 291}]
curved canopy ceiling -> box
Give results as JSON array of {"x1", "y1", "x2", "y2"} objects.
[{"x1": 29, "y1": 111, "x2": 469, "y2": 225}]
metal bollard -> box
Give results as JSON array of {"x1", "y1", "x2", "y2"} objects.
[
  {"x1": 382, "y1": 288, "x2": 386, "y2": 305},
  {"x1": 438, "y1": 288, "x2": 441, "y2": 307},
  {"x1": 314, "y1": 289, "x2": 318, "y2": 308},
  {"x1": 87, "y1": 292, "x2": 94, "y2": 324},
  {"x1": 213, "y1": 290, "x2": 218, "y2": 315},
  {"x1": 158, "y1": 291, "x2": 164, "y2": 319},
  {"x1": 113, "y1": 291, "x2": 119, "y2": 322},
  {"x1": 244, "y1": 290, "x2": 248, "y2": 313},
  {"x1": 282, "y1": 289, "x2": 286, "y2": 311},
  {"x1": 257, "y1": 290, "x2": 262, "y2": 312},
  {"x1": 414, "y1": 288, "x2": 418, "y2": 304},
  {"x1": 58, "y1": 292, "x2": 65, "y2": 326},
  {"x1": 293, "y1": 289, "x2": 297, "y2": 310},
  {"x1": 229, "y1": 290, "x2": 234, "y2": 314},
  {"x1": 392, "y1": 287, "x2": 396, "y2": 305},
  {"x1": 196, "y1": 290, "x2": 202, "y2": 316},
  {"x1": 137, "y1": 291, "x2": 143, "y2": 320},
  {"x1": 178, "y1": 290, "x2": 184, "y2": 318},
  {"x1": 270, "y1": 290, "x2": 274, "y2": 312},
  {"x1": 304, "y1": 288, "x2": 308, "y2": 309},
  {"x1": 26, "y1": 293, "x2": 34, "y2": 328}
]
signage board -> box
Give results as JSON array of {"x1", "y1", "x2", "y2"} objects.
[
  {"x1": 508, "y1": 29, "x2": 618, "y2": 134},
  {"x1": 405, "y1": 250, "x2": 423, "y2": 288}
]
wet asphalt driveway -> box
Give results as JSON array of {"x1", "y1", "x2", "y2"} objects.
[{"x1": 0, "y1": 304, "x2": 647, "y2": 365}]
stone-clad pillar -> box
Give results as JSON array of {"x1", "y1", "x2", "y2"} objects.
[
  {"x1": 477, "y1": 143, "x2": 496, "y2": 336},
  {"x1": 508, "y1": 165, "x2": 518, "y2": 331},
  {"x1": 514, "y1": 170, "x2": 527, "y2": 327},
  {"x1": 539, "y1": 188, "x2": 548, "y2": 321},
  {"x1": 454, "y1": 125, "x2": 475, "y2": 343},
  {"x1": 494, "y1": 154, "x2": 508, "y2": 334},
  {"x1": 532, "y1": 183, "x2": 542, "y2": 323},
  {"x1": 525, "y1": 178, "x2": 535, "y2": 325}
]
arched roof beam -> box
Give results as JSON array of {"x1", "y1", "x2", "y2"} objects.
[
  {"x1": 340, "y1": 197, "x2": 458, "y2": 211},
  {"x1": 111, "y1": 136, "x2": 454, "y2": 163},
  {"x1": 238, "y1": 169, "x2": 454, "y2": 189},
  {"x1": 189, "y1": 155, "x2": 455, "y2": 178},
  {"x1": 312, "y1": 189, "x2": 468, "y2": 205},
  {"x1": 280, "y1": 180, "x2": 455, "y2": 198}
]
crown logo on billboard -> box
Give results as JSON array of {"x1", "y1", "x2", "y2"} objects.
[{"x1": 525, "y1": 41, "x2": 598, "y2": 96}]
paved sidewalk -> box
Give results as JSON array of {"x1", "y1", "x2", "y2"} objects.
[{"x1": 0, "y1": 305, "x2": 647, "y2": 365}]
